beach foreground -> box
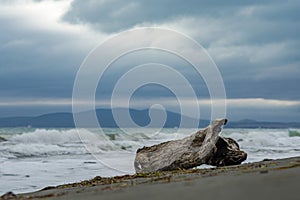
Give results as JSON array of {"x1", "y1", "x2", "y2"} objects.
[{"x1": 2, "y1": 156, "x2": 300, "y2": 200}]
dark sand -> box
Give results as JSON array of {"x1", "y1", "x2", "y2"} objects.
[{"x1": 2, "y1": 156, "x2": 300, "y2": 200}]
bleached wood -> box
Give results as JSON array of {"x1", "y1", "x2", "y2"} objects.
[{"x1": 134, "y1": 119, "x2": 247, "y2": 173}]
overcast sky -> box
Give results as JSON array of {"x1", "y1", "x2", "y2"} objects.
[{"x1": 0, "y1": 0, "x2": 299, "y2": 121}]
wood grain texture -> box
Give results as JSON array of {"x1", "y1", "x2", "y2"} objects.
[{"x1": 134, "y1": 119, "x2": 247, "y2": 172}]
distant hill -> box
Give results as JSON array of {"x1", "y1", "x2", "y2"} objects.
[
  {"x1": 0, "y1": 109, "x2": 299, "y2": 128},
  {"x1": 0, "y1": 109, "x2": 207, "y2": 128}
]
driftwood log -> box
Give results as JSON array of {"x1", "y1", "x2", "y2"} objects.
[{"x1": 134, "y1": 119, "x2": 247, "y2": 173}]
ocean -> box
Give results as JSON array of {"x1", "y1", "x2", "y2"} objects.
[{"x1": 0, "y1": 127, "x2": 300, "y2": 194}]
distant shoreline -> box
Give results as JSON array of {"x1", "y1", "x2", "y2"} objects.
[
  {"x1": 0, "y1": 109, "x2": 300, "y2": 128},
  {"x1": 6, "y1": 156, "x2": 300, "y2": 200}
]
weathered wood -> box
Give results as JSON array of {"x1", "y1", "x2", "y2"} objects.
[
  {"x1": 206, "y1": 137, "x2": 247, "y2": 166},
  {"x1": 134, "y1": 119, "x2": 247, "y2": 173}
]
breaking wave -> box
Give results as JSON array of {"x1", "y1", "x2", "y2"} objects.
[
  {"x1": 222, "y1": 129, "x2": 300, "y2": 162},
  {"x1": 0, "y1": 128, "x2": 181, "y2": 160},
  {"x1": 0, "y1": 128, "x2": 299, "y2": 162}
]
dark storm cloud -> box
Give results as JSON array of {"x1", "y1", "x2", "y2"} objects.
[
  {"x1": 0, "y1": 39, "x2": 80, "y2": 98},
  {"x1": 63, "y1": 0, "x2": 279, "y2": 33},
  {"x1": 61, "y1": 0, "x2": 300, "y2": 99}
]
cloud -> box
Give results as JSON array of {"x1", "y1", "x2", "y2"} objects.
[
  {"x1": 60, "y1": 0, "x2": 300, "y2": 100},
  {"x1": 1, "y1": 0, "x2": 300, "y2": 121},
  {"x1": 0, "y1": 0, "x2": 106, "y2": 98},
  {"x1": 0, "y1": 96, "x2": 298, "y2": 109},
  {"x1": 62, "y1": 0, "x2": 278, "y2": 33}
]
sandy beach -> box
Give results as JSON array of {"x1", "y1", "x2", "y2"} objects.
[{"x1": 1, "y1": 156, "x2": 299, "y2": 200}]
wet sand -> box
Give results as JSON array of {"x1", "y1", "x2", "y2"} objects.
[{"x1": 2, "y1": 156, "x2": 300, "y2": 200}]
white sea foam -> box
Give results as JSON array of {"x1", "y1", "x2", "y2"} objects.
[
  {"x1": 0, "y1": 129, "x2": 86, "y2": 159},
  {"x1": 222, "y1": 129, "x2": 300, "y2": 162},
  {"x1": 0, "y1": 127, "x2": 300, "y2": 194},
  {"x1": 1, "y1": 128, "x2": 300, "y2": 160}
]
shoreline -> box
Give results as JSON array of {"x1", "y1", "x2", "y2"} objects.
[{"x1": 2, "y1": 156, "x2": 300, "y2": 199}]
